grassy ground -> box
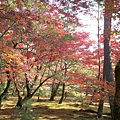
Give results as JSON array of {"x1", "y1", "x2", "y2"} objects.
[{"x1": 0, "y1": 96, "x2": 111, "y2": 120}]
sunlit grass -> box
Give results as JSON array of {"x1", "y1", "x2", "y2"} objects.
[{"x1": 0, "y1": 96, "x2": 111, "y2": 120}]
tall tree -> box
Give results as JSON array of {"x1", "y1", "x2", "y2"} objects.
[
  {"x1": 103, "y1": 0, "x2": 114, "y2": 118},
  {"x1": 114, "y1": 60, "x2": 120, "y2": 120}
]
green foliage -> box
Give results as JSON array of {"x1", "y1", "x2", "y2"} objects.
[
  {"x1": 21, "y1": 101, "x2": 38, "y2": 120},
  {"x1": 70, "y1": 62, "x2": 96, "y2": 76},
  {"x1": 11, "y1": 101, "x2": 38, "y2": 120},
  {"x1": 6, "y1": 41, "x2": 12, "y2": 46},
  {"x1": 0, "y1": 59, "x2": 7, "y2": 69},
  {"x1": 95, "y1": 0, "x2": 104, "y2": 4},
  {"x1": 36, "y1": 86, "x2": 51, "y2": 97},
  {"x1": 0, "y1": 82, "x2": 5, "y2": 94},
  {"x1": 64, "y1": 34, "x2": 76, "y2": 41}
]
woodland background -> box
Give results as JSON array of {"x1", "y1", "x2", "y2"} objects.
[{"x1": 0, "y1": 0, "x2": 120, "y2": 119}]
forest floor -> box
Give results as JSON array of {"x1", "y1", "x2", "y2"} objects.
[{"x1": 0, "y1": 97, "x2": 111, "y2": 120}]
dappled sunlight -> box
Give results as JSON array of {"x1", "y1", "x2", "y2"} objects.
[
  {"x1": 0, "y1": 97, "x2": 111, "y2": 120},
  {"x1": 0, "y1": 0, "x2": 119, "y2": 119}
]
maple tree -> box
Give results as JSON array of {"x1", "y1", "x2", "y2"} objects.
[
  {"x1": 49, "y1": 0, "x2": 120, "y2": 119},
  {"x1": 0, "y1": 0, "x2": 92, "y2": 107},
  {"x1": 0, "y1": 1, "x2": 120, "y2": 120}
]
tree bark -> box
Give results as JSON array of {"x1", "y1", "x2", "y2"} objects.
[
  {"x1": 15, "y1": 75, "x2": 54, "y2": 107},
  {"x1": 16, "y1": 95, "x2": 23, "y2": 108},
  {"x1": 97, "y1": 67, "x2": 105, "y2": 117},
  {"x1": 97, "y1": 99, "x2": 104, "y2": 118},
  {"x1": 49, "y1": 81, "x2": 60, "y2": 101},
  {"x1": 114, "y1": 60, "x2": 120, "y2": 120},
  {"x1": 0, "y1": 80, "x2": 11, "y2": 105},
  {"x1": 0, "y1": 71, "x2": 11, "y2": 105},
  {"x1": 103, "y1": 0, "x2": 114, "y2": 119},
  {"x1": 16, "y1": 95, "x2": 31, "y2": 108},
  {"x1": 59, "y1": 82, "x2": 65, "y2": 104}
]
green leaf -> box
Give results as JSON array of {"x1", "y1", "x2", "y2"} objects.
[
  {"x1": 64, "y1": 34, "x2": 76, "y2": 41},
  {"x1": 6, "y1": 41, "x2": 12, "y2": 46}
]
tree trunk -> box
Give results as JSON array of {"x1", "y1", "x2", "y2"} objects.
[
  {"x1": 0, "y1": 71, "x2": 11, "y2": 105},
  {"x1": 59, "y1": 82, "x2": 65, "y2": 104},
  {"x1": 15, "y1": 73, "x2": 33, "y2": 108},
  {"x1": 0, "y1": 80, "x2": 11, "y2": 105},
  {"x1": 15, "y1": 87, "x2": 32, "y2": 108},
  {"x1": 16, "y1": 93, "x2": 32, "y2": 108},
  {"x1": 15, "y1": 71, "x2": 57, "y2": 107},
  {"x1": 103, "y1": 0, "x2": 114, "y2": 119},
  {"x1": 16, "y1": 95, "x2": 23, "y2": 108},
  {"x1": 15, "y1": 82, "x2": 23, "y2": 108},
  {"x1": 49, "y1": 81, "x2": 60, "y2": 101},
  {"x1": 97, "y1": 100, "x2": 104, "y2": 118},
  {"x1": 97, "y1": 67, "x2": 105, "y2": 117},
  {"x1": 114, "y1": 60, "x2": 120, "y2": 120},
  {"x1": 97, "y1": 87, "x2": 105, "y2": 118}
]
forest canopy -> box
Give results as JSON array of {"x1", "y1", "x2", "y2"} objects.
[{"x1": 0, "y1": 0, "x2": 120, "y2": 119}]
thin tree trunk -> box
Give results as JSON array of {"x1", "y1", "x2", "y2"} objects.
[
  {"x1": 97, "y1": 66, "x2": 105, "y2": 118},
  {"x1": 97, "y1": 88, "x2": 104, "y2": 118},
  {"x1": 97, "y1": 1, "x2": 104, "y2": 117},
  {"x1": 50, "y1": 82, "x2": 56, "y2": 101},
  {"x1": 59, "y1": 82, "x2": 65, "y2": 104},
  {"x1": 16, "y1": 88, "x2": 32, "y2": 108},
  {"x1": 37, "y1": 89, "x2": 40, "y2": 101},
  {"x1": 16, "y1": 94, "x2": 31, "y2": 108},
  {"x1": 16, "y1": 89, "x2": 23, "y2": 108},
  {"x1": 14, "y1": 78, "x2": 23, "y2": 108},
  {"x1": 0, "y1": 71, "x2": 11, "y2": 105},
  {"x1": 97, "y1": 0, "x2": 101, "y2": 82},
  {"x1": 114, "y1": 60, "x2": 120, "y2": 120},
  {"x1": 15, "y1": 75, "x2": 32, "y2": 108},
  {"x1": 15, "y1": 74, "x2": 55, "y2": 107},
  {"x1": 0, "y1": 80, "x2": 11, "y2": 105},
  {"x1": 49, "y1": 81, "x2": 60, "y2": 101}
]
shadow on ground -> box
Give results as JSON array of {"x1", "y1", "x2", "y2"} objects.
[
  {"x1": 33, "y1": 105, "x2": 111, "y2": 120},
  {"x1": 0, "y1": 98, "x2": 111, "y2": 120}
]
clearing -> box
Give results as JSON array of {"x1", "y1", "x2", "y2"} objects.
[{"x1": 0, "y1": 97, "x2": 111, "y2": 120}]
